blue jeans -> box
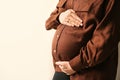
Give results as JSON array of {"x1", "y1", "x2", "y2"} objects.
[{"x1": 52, "y1": 72, "x2": 70, "y2": 80}]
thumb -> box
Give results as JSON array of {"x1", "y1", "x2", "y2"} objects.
[{"x1": 55, "y1": 61, "x2": 63, "y2": 66}]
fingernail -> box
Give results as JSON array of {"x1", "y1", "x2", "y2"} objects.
[{"x1": 80, "y1": 23, "x2": 83, "y2": 26}]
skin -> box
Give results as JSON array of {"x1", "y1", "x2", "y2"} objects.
[
  {"x1": 59, "y1": 9, "x2": 83, "y2": 27},
  {"x1": 56, "y1": 61, "x2": 76, "y2": 75},
  {"x1": 56, "y1": 9, "x2": 83, "y2": 75}
]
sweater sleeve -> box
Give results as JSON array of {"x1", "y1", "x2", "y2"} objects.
[
  {"x1": 69, "y1": 0, "x2": 120, "y2": 71},
  {"x1": 45, "y1": 0, "x2": 67, "y2": 30}
]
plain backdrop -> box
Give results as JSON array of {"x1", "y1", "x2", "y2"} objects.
[{"x1": 0, "y1": 0, "x2": 120, "y2": 80}]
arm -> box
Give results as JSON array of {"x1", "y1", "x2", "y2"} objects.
[
  {"x1": 45, "y1": 0, "x2": 67, "y2": 30},
  {"x1": 69, "y1": 0, "x2": 120, "y2": 71}
]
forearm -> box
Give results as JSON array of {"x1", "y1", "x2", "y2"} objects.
[{"x1": 69, "y1": 0, "x2": 119, "y2": 71}]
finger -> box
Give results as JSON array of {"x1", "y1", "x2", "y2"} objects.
[
  {"x1": 64, "y1": 15, "x2": 77, "y2": 26},
  {"x1": 69, "y1": 21, "x2": 75, "y2": 27},
  {"x1": 70, "y1": 18, "x2": 83, "y2": 27},
  {"x1": 60, "y1": 67, "x2": 71, "y2": 75},
  {"x1": 55, "y1": 61, "x2": 62, "y2": 65},
  {"x1": 58, "y1": 65, "x2": 68, "y2": 73},
  {"x1": 58, "y1": 65, "x2": 63, "y2": 69},
  {"x1": 66, "y1": 14, "x2": 82, "y2": 27},
  {"x1": 66, "y1": 14, "x2": 80, "y2": 22},
  {"x1": 72, "y1": 20, "x2": 81, "y2": 27},
  {"x1": 71, "y1": 17, "x2": 82, "y2": 27},
  {"x1": 73, "y1": 20, "x2": 83, "y2": 27},
  {"x1": 71, "y1": 13, "x2": 82, "y2": 22},
  {"x1": 61, "y1": 69, "x2": 68, "y2": 74},
  {"x1": 55, "y1": 61, "x2": 67, "y2": 66},
  {"x1": 65, "y1": 19, "x2": 75, "y2": 26},
  {"x1": 65, "y1": 17, "x2": 82, "y2": 27},
  {"x1": 70, "y1": 13, "x2": 82, "y2": 22},
  {"x1": 59, "y1": 66, "x2": 69, "y2": 74},
  {"x1": 63, "y1": 20, "x2": 74, "y2": 27}
]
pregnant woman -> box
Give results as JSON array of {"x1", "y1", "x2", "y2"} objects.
[{"x1": 45, "y1": 0, "x2": 120, "y2": 80}]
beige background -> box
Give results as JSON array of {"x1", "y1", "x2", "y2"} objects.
[{"x1": 0, "y1": 0, "x2": 119, "y2": 80}]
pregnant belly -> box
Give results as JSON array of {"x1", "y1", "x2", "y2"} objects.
[{"x1": 52, "y1": 25, "x2": 85, "y2": 61}]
